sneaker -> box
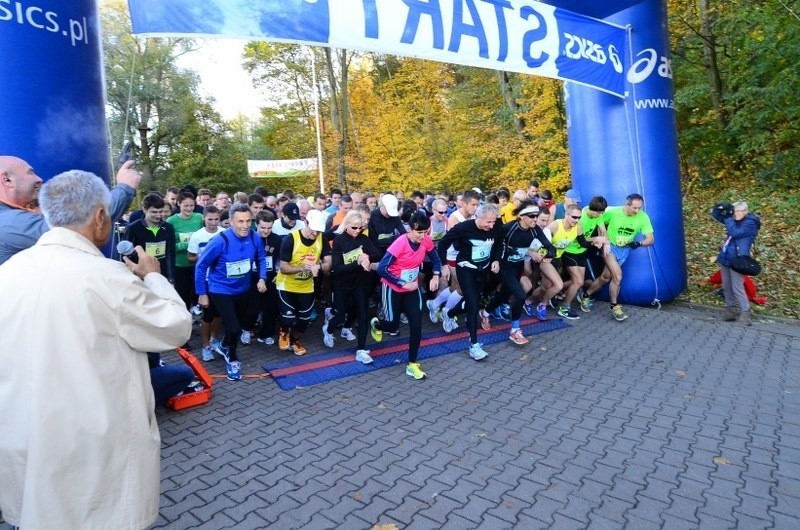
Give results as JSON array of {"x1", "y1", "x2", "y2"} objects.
[
  {"x1": 427, "y1": 300, "x2": 440, "y2": 323},
  {"x1": 340, "y1": 327, "x2": 356, "y2": 341},
  {"x1": 278, "y1": 330, "x2": 290, "y2": 351},
  {"x1": 291, "y1": 340, "x2": 307, "y2": 355},
  {"x1": 491, "y1": 306, "x2": 509, "y2": 321},
  {"x1": 500, "y1": 303, "x2": 511, "y2": 320},
  {"x1": 469, "y1": 342, "x2": 488, "y2": 361},
  {"x1": 400, "y1": 313, "x2": 409, "y2": 324},
  {"x1": 611, "y1": 304, "x2": 629, "y2": 322},
  {"x1": 190, "y1": 304, "x2": 202, "y2": 316},
  {"x1": 536, "y1": 303, "x2": 548, "y2": 320},
  {"x1": 523, "y1": 302, "x2": 536, "y2": 317},
  {"x1": 257, "y1": 336, "x2": 275, "y2": 346},
  {"x1": 442, "y1": 313, "x2": 458, "y2": 333},
  {"x1": 558, "y1": 306, "x2": 580, "y2": 320},
  {"x1": 310, "y1": 308, "x2": 319, "y2": 322},
  {"x1": 370, "y1": 317, "x2": 383, "y2": 342},
  {"x1": 355, "y1": 349, "x2": 374, "y2": 365},
  {"x1": 577, "y1": 291, "x2": 594, "y2": 312},
  {"x1": 508, "y1": 329, "x2": 529, "y2": 345},
  {"x1": 210, "y1": 338, "x2": 222, "y2": 351},
  {"x1": 386, "y1": 328, "x2": 399, "y2": 336},
  {"x1": 479, "y1": 310, "x2": 491, "y2": 330},
  {"x1": 214, "y1": 343, "x2": 230, "y2": 362},
  {"x1": 226, "y1": 360, "x2": 242, "y2": 381},
  {"x1": 240, "y1": 330, "x2": 251, "y2": 345},
  {"x1": 201, "y1": 346, "x2": 214, "y2": 361},
  {"x1": 324, "y1": 307, "x2": 334, "y2": 327},
  {"x1": 406, "y1": 362, "x2": 427, "y2": 380},
  {"x1": 322, "y1": 324, "x2": 335, "y2": 348}
]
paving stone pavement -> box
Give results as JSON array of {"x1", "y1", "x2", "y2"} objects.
[{"x1": 3, "y1": 304, "x2": 799, "y2": 529}]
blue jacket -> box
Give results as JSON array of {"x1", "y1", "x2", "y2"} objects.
[
  {"x1": 712, "y1": 209, "x2": 761, "y2": 267},
  {"x1": 195, "y1": 229, "x2": 266, "y2": 296}
]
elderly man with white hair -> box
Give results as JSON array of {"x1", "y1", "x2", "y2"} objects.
[{"x1": 0, "y1": 169, "x2": 192, "y2": 529}]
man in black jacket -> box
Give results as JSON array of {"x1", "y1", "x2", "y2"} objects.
[{"x1": 124, "y1": 192, "x2": 176, "y2": 283}]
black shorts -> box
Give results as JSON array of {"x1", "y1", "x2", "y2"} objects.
[
  {"x1": 561, "y1": 252, "x2": 587, "y2": 269},
  {"x1": 584, "y1": 248, "x2": 606, "y2": 281}
]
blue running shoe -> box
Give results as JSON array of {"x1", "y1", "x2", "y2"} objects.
[
  {"x1": 491, "y1": 306, "x2": 509, "y2": 321},
  {"x1": 536, "y1": 303, "x2": 548, "y2": 320},
  {"x1": 523, "y1": 303, "x2": 536, "y2": 317},
  {"x1": 226, "y1": 361, "x2": 242, "y2": 381}
]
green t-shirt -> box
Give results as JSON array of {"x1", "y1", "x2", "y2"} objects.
[
  {"x1": 603, "y1": 206, "x2": 653, "y2": 247},
  {"x1": 167, "y1": 213, "x2": 204, "y2": 267},
  {"x1": 565, "y1": 206, "x2": 607, "y2": 254}
]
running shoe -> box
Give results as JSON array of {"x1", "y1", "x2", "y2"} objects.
[
  {"x1": 523, "y1": 302, "x2": 536, "y2": 317},
  {"x1": 370, "y1": 317, "x2": 383, "y2": 342},
  {"x1": 479, "y1": 310, "x2": 491, "y2": 330},
  {"x1": 491, "y1": 306, "x2": 509, "y2": 321},
  {"x1": 500, "y1": 303, "x2": 511, "y2": 320},
  {"x1": 201, "y1": 346, "x2": 214, "y2": 362},
  {"x1": 536, "y1": 303, "x2": 548, "y2": 320},
  {"x1": 226, "y1": 361, "x2": 242, "y2": 381},
  {"x1": 341, "y1": 327, "x2": 356, "y2": 341},
  {"x1": 508, "y1": 329, "x2": 529, "y2": 345},
  {"x1": 210, "y1": 338, "x2": 222, "y2": 351},
  {"x1": 400, "y1": 313, "x2": 409, "y2": 324},
  {"x1": 577, "y1": 291, "x2": 594, "y2": 312},
  {"x1": 322, "y1": 324, "x2": 335, "y2": 348},
  {"x1": 469, "y1": 342, "x2": 488, "y2": 361},
  {"x1": 240, "y1": 330, "x2": 251, "y2": 345},
  {"x1": 356, "y1": 349, "x2": 374, "y2": 365},
  {"x1": 558, "y1": 306, "x2": 580, "y2": 320},
  {"x1": 291, "y1": 340, "x2": 307, "y2": 355},
  {"x1": 427, "y1": 300, "x2": 440, "y2": 323},
  {"x1": 611, "y1": 304, "x2": 629, "y2": 322},
  {"x1": 442, "y1": 313, "x2": 458, "y2": 333},
  {"x1": 257, "y1": 337, "x2": 275, "y2": 346},
  {"x1": 406, "y1": 362, "x2": 427, "y2": 380},
  {"x1": 324, "y1": 307, "x2": 334, "y2": 327},
  {"x1": 278, "y1": 330, "x2": 291, "y2": 351},
  {"x1": 214, "y1": 343, "x2": 230, "y2": 363}
]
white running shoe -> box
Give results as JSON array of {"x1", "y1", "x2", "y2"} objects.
[
  {"x1": 355, "y1": 349, "x2": 374, "y2": 364},
  {"x1": 341, "y1": 327, "x2": 356, "y2": 341},
  {"x1": 322, "y1": 324, "x2": 335, "y2": 348},
  {"x1": 469, "y1": 342, "x2": 488, "y2": 361},
  {"x1": 427, "y1": 300, "x2": 440, "y2": 323},
  {"x1": 240, "y1": 330, "x2": 251, "y2": 345}
]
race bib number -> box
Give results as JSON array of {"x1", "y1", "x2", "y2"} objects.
[
  {"x1": 509, "y1": 247, "x2": 527, "y2": 262},
  {"x1": 179, "y1": 232, "x2": 192, "y2": 244},
  {"x1": 471, "y1": 241, "x2": 491, "y2": 262},
  {"x1": 343, "y1": 247, "x2": 362, "y2": 265},
  {"x1": 265, "y1": 256, "x2": 273, "y2": 272},
  {"x1": 145, "y1": 241, "x2": 166, "y2": 258},
  {"x1": 554, "y1": 240, "x2": 571, "y2": 249},
  {"x1": 615, "y1": 235, "x2": 633, "y2": 246},
  {"x1": 400, "y1": 267, "x2": 419, "y2": 283},
  {"x1": 225, "y1": 259, "x2": 250, "y2": 278}
]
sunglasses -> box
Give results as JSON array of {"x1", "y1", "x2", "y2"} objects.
[
  {"x1": 569, "y1": 215, "x2": 581, "y2": 220},
  {"x1": 435, "y1": 210, "x2": 447, "y2": 214},
  {"x1": 521, "y1": 213, "x2": 538, "y2": 219},
  {"x1": 348, "y1": 225, "x2": 366, "y2": 231}
]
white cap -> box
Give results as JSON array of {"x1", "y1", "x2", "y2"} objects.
[
  {"x1": 471, "y1": 187, "x2": 483, "y2": 195},
  {"x1": 381, "y1": 194, "x2": 399, "y2": 217},
  {"x1": 306, "y1": 209, "x2": 326, "y2": 232}
]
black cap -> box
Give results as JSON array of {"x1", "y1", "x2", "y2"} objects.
[{"x1": 282, "y1": 202, "x2": 301, "y2": 221}]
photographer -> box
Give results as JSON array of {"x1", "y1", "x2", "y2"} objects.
[{"x1": 712, "y1": 201, "x2": 761, "y2": 325}]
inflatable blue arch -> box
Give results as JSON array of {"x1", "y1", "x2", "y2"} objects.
[{"x1": 0, "y1": 0, "x2": 685, "y2": 305}]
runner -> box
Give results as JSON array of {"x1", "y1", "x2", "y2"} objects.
[{"x1": 370, "y1": 212, "x2": 442, "y2": 379}]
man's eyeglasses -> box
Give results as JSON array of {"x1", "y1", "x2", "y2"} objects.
[
  {"x1": 521, "y1": 213, "x2": 538, "y2": 219},
  {"x1": 569, "y1": 215, "x2": 581, "y2": 220}
]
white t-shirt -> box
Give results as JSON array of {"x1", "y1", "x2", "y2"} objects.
[{"x1": 188, "y1": 228, "x2": 222, "y2": 258}]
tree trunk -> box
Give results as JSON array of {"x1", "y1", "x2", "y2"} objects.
[
  {"x1": 699, "y1": 0, "x2": 727, "y2": 126},
  {"x1": 497, "y1": 71, "x2": 530, "y2": 140},
  {"x1": 324, "y1": 48, "x2": 349, "y2": 190}
]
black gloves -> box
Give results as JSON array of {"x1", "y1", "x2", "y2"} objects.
[{"x1": 627, "y1": 241, "x2": 641, "y2": 249}]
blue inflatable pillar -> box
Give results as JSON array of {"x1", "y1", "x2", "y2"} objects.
[
  {"x1": 546, "y1": 0, "x2": 687, "y2": 305},
  {"x1": 0, "y1": 0, "x2": 110, "y2": 183}
]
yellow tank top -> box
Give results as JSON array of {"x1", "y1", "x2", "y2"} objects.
[
  {"x1": 551, "y1": 219, "x2": 578, "y2": 258},
  {"x1": 275, "y1": 231, "x2": 323, "y2": 293}
]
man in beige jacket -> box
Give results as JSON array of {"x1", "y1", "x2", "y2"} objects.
[{"x1": 0, "y1": 169, "x2": 192, "y2": 529}]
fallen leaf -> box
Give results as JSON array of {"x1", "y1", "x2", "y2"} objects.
[
  {"x1": 675, "y1": 370, "x2": 686, "y2": 377},
  {"x1": 476, "y1": 432, "x2": 488, "y2": 438},
  {"x1": 354, "y1": 491, "x2": 362, "y2": 501},
  {"x1": 377, "y1": 403, "x2": 387, "y2": 409},
  {"x1": 372, "y1": 524, "x2": 399, "y2": 530},
  {"x1": 713, "y1": 456, "x2": 731, "y2": 465}
]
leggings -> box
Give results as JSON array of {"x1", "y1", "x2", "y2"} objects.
[
  {"x1": 376, "y1": 284, "x2": 423, "y2": 363},
  {"x1": 486, "y1": 262, "x2": 526, "y2": 321},
  {"x1": 329, "y1": 286, "x2": 369, "y2": 350},
  {"x1": 454, "y1": 266, "x2": 487, "y2": 345},
  {"x1": 257, "y1": 283, "x2": 279, "y2": 340},
  {"x1": 173, "y1": 265, "x2": 196, "y2": 309},
  {"x1": 210, "y1": 289, "x2": 258, "y2": 362}
]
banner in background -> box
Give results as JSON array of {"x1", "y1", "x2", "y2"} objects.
[
  {"x1": 128, "y1": 0, "x2": 627, "y2": 97},
  {"x1": 248, "y1": 158, "x2": 317, "y2": 178}
]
